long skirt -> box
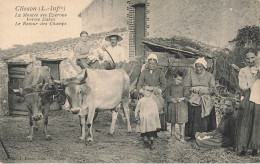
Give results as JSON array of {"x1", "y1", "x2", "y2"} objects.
[
  {"x1": 185, "y1": 103, "x2": 216, "y2": 139},
  {"x1": 235, "y1": 90, "x2": 260, "y2": 153}
]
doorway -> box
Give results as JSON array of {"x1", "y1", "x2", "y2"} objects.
[{"x1": 134, "y1": 4, "x2": 145, "y2": 56}]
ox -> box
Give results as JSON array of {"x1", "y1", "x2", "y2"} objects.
[
  {"x1": 55, "y1": 68, "x2": 132, "y2": 142},
  {"x1": 12, "y1": 66, "x2": 58, "y2": 141}
]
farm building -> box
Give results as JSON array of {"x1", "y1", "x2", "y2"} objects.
[
  {"x1": 3, "y1": 49, "x2": 71, "y2": 116},
  {"x1": 0, "y1": 24, "x2": 145, "y2": 116},
  {"x1": 77, "y1": 0, "x2": 221, "y2": 85},
  {"x1": 78, "y1": 0, "x2": 260, "y2": 58},
  {"x1": 1, "y1": 0, "x2": 259, "y2": 116},
  {"x1": 77, "y1": 0, "x2": 260, "y2": 79},
  {"x1": 0, "y1": 28, "x2": 130, "y2": 116}
]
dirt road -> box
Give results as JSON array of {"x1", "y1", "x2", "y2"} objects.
[{"x1": 0, "y1": 110, "x2": 259, "y2": 163}]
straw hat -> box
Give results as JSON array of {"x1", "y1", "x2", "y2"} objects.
[{"x1": 105, "y1": 34, "x2": 123, "y2": 42}]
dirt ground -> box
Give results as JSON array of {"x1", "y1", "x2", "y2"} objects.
[{"x1": 0, "y1": 109, "x2": 260, "y2": 163}]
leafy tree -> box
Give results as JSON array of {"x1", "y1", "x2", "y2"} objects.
[
  {"x1": 230, "y1": 25, "x2": 260, "y2": 50},
  {"x1": 229, "y1": 25, "x2": 260, "y2": 67}
]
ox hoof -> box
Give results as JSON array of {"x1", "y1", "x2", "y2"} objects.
[
  {"x1": 85, "y1": 141, "x2": 94, "y2": 146},
  {"x1": 127, "y1": 131, "x2": 132, "y2": 135},
  {"x1": 87, "y1": 138, "x2": 93, "y2": 142},
  {"x1": 26, "y1": 136, "x2": 34, "y2": 142},
  {"x1": 76, "y1": 138, "x2": 85, "y2": 144},
  {"x1": 79, "y1": 136, "x2": 85, "y2": 141},
  {"x1": 45, "y1": 135, "x2": 52, "y2": 141},
  {"x1": 108, "y1": 133, "x2": 114, "y2": 137},
  {"x1": 86, "y1": 138, "x2": 93, "y2": 145},
  {"x1": 33, "y1": 127, "x2": 39, "y2": 131}
]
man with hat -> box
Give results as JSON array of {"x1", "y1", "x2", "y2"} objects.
[{"x1": 103, "y1": 34, "x2": 129, "y2": 69}]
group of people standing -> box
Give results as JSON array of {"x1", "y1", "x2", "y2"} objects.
[
  {"x1": 135, "y1": 49, "x2": 260, "y2": 156},
  {"x1": 135, "y1": 53, "x2": 221, "y2": 150},
  {"x1": 72, "y1": 31, "x2": 259, "y2": 155}
]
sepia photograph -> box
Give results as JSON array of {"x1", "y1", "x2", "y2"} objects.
[{"x1": 0, "y1": 0, "x2": 260, "y2": 163}]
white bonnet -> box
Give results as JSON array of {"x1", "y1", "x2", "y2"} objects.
[
  {"x1": 194, "y1": 57, "x2": 207, "y2": 68},
  {"x1": 147, "y1": 53, "x2": 158, "y2": 63}
]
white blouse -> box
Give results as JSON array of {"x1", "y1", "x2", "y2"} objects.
[
  {"x1": 106, "y1": 45, "x2": 129, "y2": 63},
  {"x1": 238, "y1": 66, "x2": 256, "y2": 91}
]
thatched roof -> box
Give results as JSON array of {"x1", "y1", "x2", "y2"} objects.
[
  {"x1": 5, "y1": 54, "x2": 34, "y2": 65},
  {"x1": 142, "y1": 36, "x2": 218, "y2": 59},
  {"x1": 0, "y1": 38, "x2": 78, "y2": 62},
  {"x1": 0, "y1": 27, "x2": 128, "y2": 62}
]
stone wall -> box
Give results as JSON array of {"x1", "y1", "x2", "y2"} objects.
[
  {"x1": 0, "y1": 61, "x2": 9, "y2": 116},
  {"x1": 146, "y1": 0, "x2": 260, "y2": 47},
  {"x1": 80, "y1": 0, "x2": 128, "y2": 34}
]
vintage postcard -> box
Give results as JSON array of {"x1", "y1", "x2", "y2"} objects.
[{"x1": 0, "y1": 0, "x2": 260, "y2": 163}]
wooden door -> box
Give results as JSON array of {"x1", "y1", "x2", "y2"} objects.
[
  {"x1": 135, "y1": 4, "x2": 145, "y2": 57},
  {"x1": 8, "y1": 65, "x2": 28, "y2": 115},
  {"x1": 42, "y1": 61, "x2": 60, "y2": 80}
]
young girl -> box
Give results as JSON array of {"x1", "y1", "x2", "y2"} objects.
[
  {"x1": 164, "y1": 70, "x2": 189, "y2": 142},
  {"x1": 135, "y1": 85, "x2": 161, "y2": 149}
]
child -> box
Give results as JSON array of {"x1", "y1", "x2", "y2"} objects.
[
  {"x1": 135, "y1": 85, "x2": 161, "y2": 149},
  {"x1": 164, "y1": 70, "x2": 189, "y2": 142},
  {"x1": 85, "y1": 41, "x2": 105, "y2": 69},
  {"x1": 249, "y1": 56, "x2": 260, "y2": 104}
]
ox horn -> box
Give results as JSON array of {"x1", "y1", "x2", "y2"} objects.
[{"x1": 79, "y1": 70, "x2": 88, "y2": 82}]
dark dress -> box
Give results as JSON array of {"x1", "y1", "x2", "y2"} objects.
[
  {"x1": 235, "y1": 90, "x2": 260, "y2": 153},
  {"x1": 185, "y1": 70, "x2": 217, "y2": 139},
  {"x1": 164, "y1": 82, "x2": 189, "y2": 124},
  {"x1": 195, "y1": 113, "x2": 235, "y2": 150},
  {"x1": 235, "y1": 67, "x2": 260, "y2": 153}
]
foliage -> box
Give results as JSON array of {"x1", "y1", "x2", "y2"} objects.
[
  {"x1": 143, "y1": 35, "x2": 216, "y2": 58},
  {"x1": 214, "y1": 49, "x2": 240, "y2": 94},
  {"x1": 214, "y1": 25, "x2": 260, "y2": 94},
  {"x1": 230, "y1": 25, "x2": 260, "y2": 51},
  {"x1": 229, "y1": 25, "x2": 260, "y2": 67}
]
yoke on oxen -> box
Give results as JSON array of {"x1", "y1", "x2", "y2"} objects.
[{"x1": 11, "y1": 66, "x2": 59, "y2": 141}]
